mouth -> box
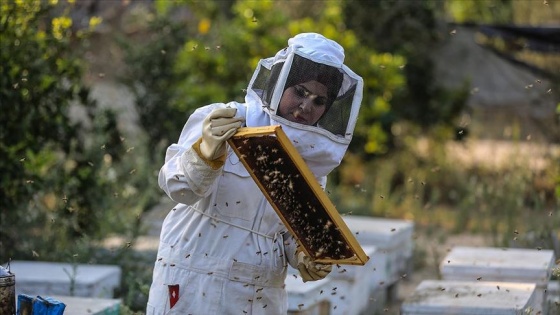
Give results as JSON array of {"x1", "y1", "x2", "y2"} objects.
[{"x1": 292, "y1": 111, "x2": 308, "y2": 124}]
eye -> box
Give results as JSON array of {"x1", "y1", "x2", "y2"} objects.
[
  {"x1": 294, "y1": 85, "x2": 307, "y2": 97},
  {"x1": 313, "y1": 97, "x2": 326, "y2": 106}
]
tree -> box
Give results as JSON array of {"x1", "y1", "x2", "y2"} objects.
[
  {"x1": 121, "y1": 0, "x2": 407, "y2": 158},
  {"x1": 344, "y1": 0, "x2": 470, "y2": 134}
]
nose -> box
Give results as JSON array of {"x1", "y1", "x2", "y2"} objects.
[{"x1": 299, "y1": 98, "x2": 313, "y2": 113}]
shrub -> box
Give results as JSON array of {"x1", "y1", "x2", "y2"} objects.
[{"x1": 0, "y1": 0, "x2": 149, "y2": 262}]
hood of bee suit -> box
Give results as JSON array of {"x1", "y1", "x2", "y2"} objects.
[{"x1": 241, "y1": 33, "x2": 363, "y2": 179}]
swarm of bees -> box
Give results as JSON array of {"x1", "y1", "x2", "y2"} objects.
[{"x1": 230, "y1": 134, "x2": 355, "y2": 261}]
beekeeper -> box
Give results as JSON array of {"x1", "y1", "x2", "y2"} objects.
[{"x1": 147, "y1": 32, "x2": 363, "y2": 315}]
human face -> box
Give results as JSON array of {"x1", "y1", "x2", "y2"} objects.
[{"x1": 277, "y1": 80, "x2": 328, "y2": 125}]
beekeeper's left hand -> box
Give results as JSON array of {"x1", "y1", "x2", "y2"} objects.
[{"x1": 296, "y1": 251, "x2": 332, "y2": 282}]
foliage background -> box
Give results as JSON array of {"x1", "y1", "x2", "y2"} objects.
[{"x1": 1, "y1": 0, "x2": 558, "y2": 313}]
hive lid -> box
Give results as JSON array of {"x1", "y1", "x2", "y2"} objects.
[
  {"x1": 401, "y1": 280, "x2": 537, "y2": 315},
  {"x1": 8, "y1": 261, "x2": 121, "y2": 285},
  {"x1": 343, "y1": 215, "x2": 414, "y2": 248},
  {"x1": 440, "y1": 247, "x2": 555, "y2": 285},
  {"x1": 229, "y1": 126, "x2": 368, "y2": 265}
]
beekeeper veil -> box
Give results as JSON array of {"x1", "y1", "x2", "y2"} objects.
[{"x1": 244, "y1": 33, "x2": 363, "y2": 178}]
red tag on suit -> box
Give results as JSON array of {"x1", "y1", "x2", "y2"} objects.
[{"x1": 168, "y1": 284, "x2": 180, "y2": 309}]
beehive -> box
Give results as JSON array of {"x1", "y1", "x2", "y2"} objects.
[
  {"x1": 342, "y1": 215, "x2": 414, "y2": 286},
  {"x1": 285, "y1": 274, "x2": 331, "y2": 315},
  {"x1": 401, "y1": 280, "x2": 538, "y2": 315},
  {"x1": 228, "y1": 126, "x2": 368, "y2": 265},
  {"x1": 440, "y1": 246, "x2": 555, "y2": 314},
  {"x1": 10, "y1": 261, "x2": 121, "y2": 299},
  {"x1": 51, "y1": 296, "x2": 121, "y2": 315}
]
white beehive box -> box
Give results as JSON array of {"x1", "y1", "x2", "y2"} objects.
[
  {"x1": 10, "y1": 261, "x2": 121, "y2": 299},
  {"x1": 342, "y1": 215, "x2": 414, "y2": 286},
  {"x1": 328, "y1": 246, "x2": 379, "y2": 315},
  {"x1": 51, "y1": 295, "x2": 121, "y2": 315},
  {"x1": 401, "y1": 280, "x2": 537, "y2": 315},
  {"x1": 287, "y1": 246, "x2": 381, "y2": 315},
  {"x1": 329, "y1": 245, "x2": 377, "y2": 282},
  {"x1": 285, "y1": 273, "x2": 332, "y2": 315},
  {"x1": 440, "y1": 246, "x2": 555, "y2": 314},
  {"x1": 547, "y1": 280, "x2": 560, "y2": 314}
]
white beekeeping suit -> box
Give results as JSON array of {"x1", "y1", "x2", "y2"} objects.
[{"x1": 146, "y1": 32, "x2": 363, "y2": 315}]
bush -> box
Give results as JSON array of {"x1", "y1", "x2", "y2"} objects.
[{"x1": 0, "y1": 0, "x2": 150, "y2": 262}]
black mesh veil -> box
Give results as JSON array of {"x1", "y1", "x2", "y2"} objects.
[{"x1": 248, "y1": 50, "x2": 362, "y2": 141}]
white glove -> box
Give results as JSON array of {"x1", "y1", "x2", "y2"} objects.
[
  {"x1": 296, "y1": 251, "x2": 332, "y2": 282},
  {"x1": 200, "y1": 107, "x2": 244, "y2": 161}
]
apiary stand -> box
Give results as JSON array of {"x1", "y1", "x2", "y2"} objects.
[
  {"x1": 439, "y1": 246, "x2": 555, "y2": 315},
  {"x1": 342, "y1": 215, "x2": 414, "y2": 302},
  {"x1": 401, "y1": 280, "x2": 538, "y2": 315},
  {"x1": 9, "y1": 261, "x2": 121, "y2": 299}
]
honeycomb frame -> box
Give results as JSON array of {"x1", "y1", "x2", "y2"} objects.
[{"x1": 228, "y1": 126, "x2": 368, "y2": 265}]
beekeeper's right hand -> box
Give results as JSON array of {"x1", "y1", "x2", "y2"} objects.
[
  {"x1": 199, "y1": 107, "x2": 244, "y2": 161},
  {"x1": 296, "y1": 251, "x2": 332, "y2": 282}
]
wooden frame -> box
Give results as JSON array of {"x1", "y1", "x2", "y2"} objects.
[{"x1": 228, "y1": 126, "x2": 369, "y2": 265}]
